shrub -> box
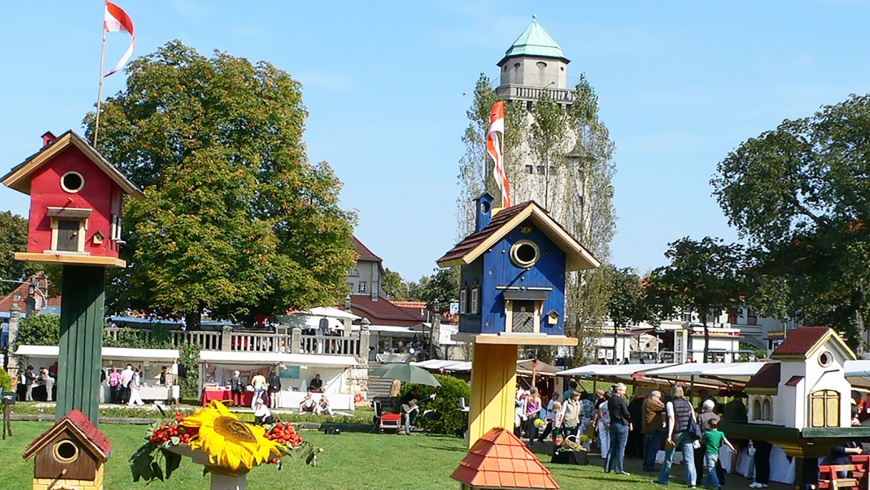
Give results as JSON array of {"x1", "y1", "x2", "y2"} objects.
[
  {"x1": 12, "y1": 314, "x2": 60, "y2": 353},
  {"x1": 0, "y1": 367, "x2": 11, "y2": 392},
  {"x1": 399, "y1": 373, "x2": 470, "y2": 436}
]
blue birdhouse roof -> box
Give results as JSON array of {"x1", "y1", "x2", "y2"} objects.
[{"x1": 436, "y1": 201, "x2": 599, "y2": 271}]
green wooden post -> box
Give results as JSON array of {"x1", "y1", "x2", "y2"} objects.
[{"x1": 56, "y1": 265, "x2": 106, "y2": 426}]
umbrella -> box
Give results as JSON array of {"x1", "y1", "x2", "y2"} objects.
[{"x1": 371, "y1": 363, "x2": 441, "y2": 387}]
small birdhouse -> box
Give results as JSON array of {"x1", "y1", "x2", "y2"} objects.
[
  {"x1": 24, "y1": 409, "x2": 112, "y2": 490},
  {"x1": 1, "y1": 130, "x2": 145, "y2": 268},
  {"x1": 744, "y1": 326, "x2": 856, "y2": 430},
  {"x1": 437, "y1": 193, "x2": 599, "y2": 338}
]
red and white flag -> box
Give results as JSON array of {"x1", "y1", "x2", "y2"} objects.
[
  {"x1": 103, "y1": 1, "x2": 135, "y2": 78},
  {"x1": 486, "y1": 101, "x2": 511, "y2": 207}
]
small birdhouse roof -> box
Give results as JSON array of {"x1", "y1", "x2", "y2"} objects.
[
  {"x1": 437, "y1": 201, "x2": 599, "y2": 271},
  {"x1": 450, "y1": 427, "x2": 559, "y2": 489},
  {"x1": 2, "y1": 130, "x2": 145, "y2": 200},
  {"x1": 744, "y1": 362, "x2": 781, "y2": 394},
  {"x1": 770, "y1": 326, "x2": 856, "y2": 361},
  {"x1": 24, "y1": 409, "x2": 111, "y2": 462}
]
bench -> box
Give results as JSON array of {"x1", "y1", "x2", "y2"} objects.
[{"x1": 818, "y1": 455, "x2": 870, "y2": 489}]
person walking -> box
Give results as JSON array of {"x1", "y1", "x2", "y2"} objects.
[
  {"x1": 701, "y1": 419, "x2": 734, "y2": 490},
  {"x1": 642, "y1": 389, "x2": 665, "y2": 472},
  {"x1": 24, "y1": 365, "x2": 36, "y2": 402},
  {"x1": 127, "y1": 368, "x2": 145, "y2": 406},
  {"x1": 230, "y1": 370, "x2": 245, "y2": 406},
  {"x1": 605, "y1": 383, "x2": 632, "y2": 476},
  {"x1": 651, "y1": 385, "x2": 697, "y2": 487},
  {"x1": 268, "y1": 368, "x2": 282, "y2": 408},
  {"x1": 120, "y1": 364, "x2": 134, "y2": 405},
  {"x1": 596, "y1": 389, "x2": 612, "y2": 459},
  {"x1": 561, "y1": 389, "x2": 582, "y2": 440},
  {"x1": 251, "y1": 371, "x2": 267, "y2": 409},
  {"x1": 524, "y1": 388, "x2": 543, "y2": 446},
  {"x1": 694, "y1": 399, "x2": 726, "y2": 487},
  {"x1": 39, "y1": 368, "x2": 55, "y2": 402},
  {"x1": 108, "y1": 368, "x2": 122, "y2": 404}
]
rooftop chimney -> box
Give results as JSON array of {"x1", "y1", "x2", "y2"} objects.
[{"x1": 41, "y1": 131, "x2": 56, "y2": 148}]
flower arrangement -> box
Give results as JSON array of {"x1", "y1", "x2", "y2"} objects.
[{"x1": 131, "y1": 401, "x2": 318, "y2": 483}]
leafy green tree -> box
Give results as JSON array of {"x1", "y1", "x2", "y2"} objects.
[
  {"x1": 408, "y1": 268, "x2": 459, "y2": 310},
  {"x1": 647, "y1": 237, "x2": 746, "y2": 361},
  {"x1": 606, "y1": 266, "x2": 658, "y2": 362},
  {"x1": 382, "y1": 268, "x2": 410, "y2": 301},
  {"x1": 711, "y1": 94, "x2": 870, "y2": 348},
  {"x1": 12, "y1": 314, "x2": 60, "y2": 353},
  {"x1": 398, "y1": 373, "x2": 470, "y2": 435},
  {"x1": 84, "y1": 41, "x2": 357, "y2": 327},
  {"x1": 0, "y1": 211, "x2": 37, "y2": 295}
]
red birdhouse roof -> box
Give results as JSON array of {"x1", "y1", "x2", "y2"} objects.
[
  {"x1": 2, "y1": 130, "x2": 144, "y2": 200},
  {"x1": 450, "y1": 427, "x2": 559, "y2": 489},
  {"x1": 24, "y1": 409, "x2": 111, "y2": 462}
]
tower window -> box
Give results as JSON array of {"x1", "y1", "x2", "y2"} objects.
[{"x1": 536, "y1": 61, "x2": 547, "y2": 69}]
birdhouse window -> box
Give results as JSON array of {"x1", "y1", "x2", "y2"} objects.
[
  {"x1": 53, "y1": 440, "x2": 79, "y2": 463},
  {"x1": 818, "y1": 350, "x2": 833, "y2": 367},
  {"x1": 111, "y1": 214, "x2": 123, "y2": 241},
  {"x1": 761, "y1": 396, "x2": 773, "y2": 421},
  {"x1": 459, "y1": 286, "x2": 467, "y2": 314},
  {"x1": 510, "y1": 240, "x2": 540, "y2": 268},
  {"x1": 471, "y1": 286, "x2": 479, "y2": 314},
  {"x1": 60, "y1": 171, "x2": 85, "y2": 193},
  {"x1": 810, "y1": 390, "x2": 840, "y2": 428},
  {"x1": 752, "y1": 398, "x2": 762, "y2": 421}
]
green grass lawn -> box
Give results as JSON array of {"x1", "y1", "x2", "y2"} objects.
[{"x1": 0, "y1": 421, "x2": 755, "y2": 490}]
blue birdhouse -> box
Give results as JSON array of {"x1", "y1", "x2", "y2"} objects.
[{"x1": 437, "y1": 194, "x2": 599, "y2": 337}]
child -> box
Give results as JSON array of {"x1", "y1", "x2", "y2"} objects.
[
  {"x1": 701, "y1": 419, "x2": 734, "y2": 490},
  {"x1": 551, "y1": 401, "x2": 564, "y2": 444}
]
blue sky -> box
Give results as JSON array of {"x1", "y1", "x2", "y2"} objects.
[{"x1": 1, "y1": 1, "x2": 868, "y2": 281}]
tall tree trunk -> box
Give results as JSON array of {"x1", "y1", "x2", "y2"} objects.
[{"x1": 702, "y1": 317, "x2": 710, "y2": 363}]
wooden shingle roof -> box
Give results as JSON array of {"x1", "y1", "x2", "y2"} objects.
[
  {"x1": 770, "y1": 326, "x2": 856, "y2": 361},
  {"x1": 450, "y1": 427, "x2": 559, "y2": 489}
]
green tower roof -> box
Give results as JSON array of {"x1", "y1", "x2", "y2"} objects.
[{"x1": 499, "y1": 17, "x2": 569, "y2": 65}]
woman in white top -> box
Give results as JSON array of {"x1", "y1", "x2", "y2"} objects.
[
  {"x1": 597, "y1": 389, "x2": 612, "y2": 459},
  {"x1": 128, "y1": 369, "x2": 145, "y2": 406}
]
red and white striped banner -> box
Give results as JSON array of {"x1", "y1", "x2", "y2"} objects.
[
  {"x1": 486, "y1": 101, "x2": 511, "y2": 207},
  {"x1": 103, "y1": 1, "x2": 135, "y2": 78}
]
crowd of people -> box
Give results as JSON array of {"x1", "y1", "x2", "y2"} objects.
[
  {"x1": 514, "y1": 380, "x2": 784, "y2": 489},
  {"x1": 107, "y1": 359, "x2": 182, "y2": 406},
  {"x1": 17, "y1": 363, "x2": 56, "y2": 402}
]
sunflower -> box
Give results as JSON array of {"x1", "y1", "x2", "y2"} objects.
[{"x1": 182, "y1": 400, "x2": 281, "y2": 471}]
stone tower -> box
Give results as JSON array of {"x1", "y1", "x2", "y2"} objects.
[{"x1": 496, "y1": 17, "x2": 575, "y2": 111}]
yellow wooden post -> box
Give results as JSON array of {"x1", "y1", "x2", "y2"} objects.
[{"x1": 467, "y1": 343, "x2": 518, "y2": 449}]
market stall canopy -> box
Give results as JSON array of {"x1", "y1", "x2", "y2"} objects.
[
  {"x1": 199, "y1": 351, "x2": 357, "y2": 367},
  {"x1": 557, "y1": 363, "x2": 670, "y2": 379},
  {"x1": 844, "y1": 360, "x2": 870, "y2": 389},
  {"x1": 641, "y1": 362, "x2": 767, "y2": 387},
  {"x1": 16, "y1": 345, "x2": 179, "y2": 361},
  {"x1": 516, "y1": 359, "x2": 559, "y2": 376}
]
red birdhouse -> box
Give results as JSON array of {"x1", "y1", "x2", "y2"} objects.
[{"x1": 1, "y1": 131, "x2": 144, "y2": 267}]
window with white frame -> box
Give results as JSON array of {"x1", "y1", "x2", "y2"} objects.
[
  {"x1": 459, "y1": 287, "x2": 467, "y2": 314},
  {"x1": 471, "y1": 286, "x2": 479, "y2": 314}
]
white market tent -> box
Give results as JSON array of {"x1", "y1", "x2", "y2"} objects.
[
  {"x1": 557, "y1": 363, "x2": 670, "y2": 380},
  {"x1": 199, "y1": 351, "x2": 359, "y2": 410},
  {"x1": 16, "y1": 345, "x2": 180, "y2": 362},
  {"x1": 199, "y1": 351, "x2": 357, "y2": 368}
]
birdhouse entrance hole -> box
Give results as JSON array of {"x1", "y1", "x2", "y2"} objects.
[{"x1": 53, "y1": 440, "x2": 78, "y2": 463}]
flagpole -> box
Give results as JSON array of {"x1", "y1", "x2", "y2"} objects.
[{"x1": 94, "y1": 20, "x2": 108, "y2": 148}]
